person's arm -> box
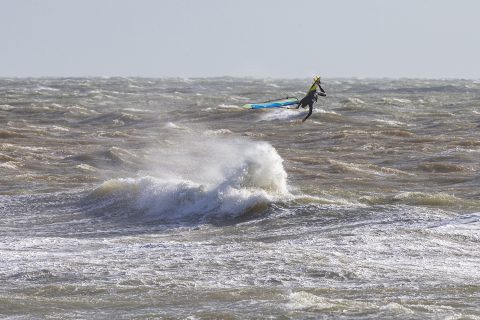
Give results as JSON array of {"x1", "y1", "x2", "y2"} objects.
[{"x1": 318, "y1": 84, "x2": 326, "y2": 96}]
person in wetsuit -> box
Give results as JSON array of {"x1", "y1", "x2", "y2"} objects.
[{"x1": 295, "y1": 76, "x2": 326, "y2": 122}]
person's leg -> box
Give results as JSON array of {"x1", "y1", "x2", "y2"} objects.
[
  {"x1": 302, "y1": 103, "x2": 313, "y2": 122},
  {"x1": 295, "y1": 97, "x2": 306, "y2": 109}
]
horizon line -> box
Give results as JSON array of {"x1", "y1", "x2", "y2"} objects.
[{"x1": 1, "y1": 75, "x2": 479, "y2": 81}]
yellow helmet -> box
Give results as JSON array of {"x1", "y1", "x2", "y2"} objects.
[{"x1": 313, "y1": 76, "x2": 321, "y2": 82}]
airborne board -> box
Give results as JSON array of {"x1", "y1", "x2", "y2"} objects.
[{"x1": 242, "y1": 97, "x2": 298, "y2": 109}]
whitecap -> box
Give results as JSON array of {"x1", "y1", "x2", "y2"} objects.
[
  {"x1": 51, "y1": 126, "x2": 70, "y2": 132},
  {"x1": 373, "y1": 119, "x2": 406, "y2": 127},
  {"x1": 203, "y1": 129, "x2": 233, "y2": 136},
  {"x1": 89, "y1": 138, "x2": 291, "y2": 223},
  {"x1": 0, "y1": 104, "x2": 14, "y2": 111},
  {"x1": 0, "y1": 162, "x2": 18, "y2": 170},
  {"x1": 164, "y1": 122, "x2": 182, "y2": 129}
]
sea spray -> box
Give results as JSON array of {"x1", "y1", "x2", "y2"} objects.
[{"x1": 89, "y1": 135, "x2": 291, "y2": 223}]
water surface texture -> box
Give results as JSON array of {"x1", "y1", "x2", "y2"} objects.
[{"x1": 1, "y1": 78, "x2": 479, "y2": 319}]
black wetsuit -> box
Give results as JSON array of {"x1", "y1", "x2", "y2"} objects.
[{"x1": 296, "y1": 81, "x2": 326, "y2": 122}]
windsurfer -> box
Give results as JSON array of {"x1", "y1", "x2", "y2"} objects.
[{"x1": 294, "y1": 76, "x2": 326, "y2": 122}]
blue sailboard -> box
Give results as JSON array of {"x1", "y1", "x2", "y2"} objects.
[{"x1": 242, "y1": 97, "x2": 299, "y2": 109}]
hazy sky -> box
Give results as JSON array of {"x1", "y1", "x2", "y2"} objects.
[{"x1": 1, "y1": 0, "x2": 479, "y2": 78}]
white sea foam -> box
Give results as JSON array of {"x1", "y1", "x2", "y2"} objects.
[
  {"x1": 164, "y1": 122, "x2": 182, "y2": 129},
  {"x1": 123, "y1": 108, "x2": 152, "y2": 113},
  {"x1": 76, "y1": 163, "x2": 96, "y2": 172},
  {"x1": 91, "y1": 137, "x2": 290, "y2": 222},
  {"x1": 373, "y1": 119, "x2": 406, "y2": 127},
  {"x1": 345, "y1": 97, "x2": 365, "y2": 105},
  {"x1": 286, "y1": 291, "x2": 337, "y2": 311},
  {"x1": 51, "y1": 125, "x2": 70, "y2": 132},
  {"x1": 1, "y1": 144, "x2": 47, "y2": 152},
  {"x1": 382, "y1": 97, "x2": 412, "y2": 104},
  {"x1": 0, "y1": 104, "x2": 14, "y2": 111},
  {"x1": 0, "y1": 161, "x2": 18, "y2": 170},
  {"x1": 218, "y1": 103, "x2": 241, "y2": 109},
  {"x1": 286, "y1": 291, "x2": 376, "y2": 312},
  {"x1": 203, "y1": 129, "x2": 233, "y2": 136},
  {"x1": 35, "y1": 86, "x2": 60, "y2": 92},
  {"x1": 258, "y1": 109, "x2": 303, "y2": 122}
]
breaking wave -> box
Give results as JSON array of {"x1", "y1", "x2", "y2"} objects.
[{"x1": 87, "y1": 137, "x2": 291, "y2": 224}]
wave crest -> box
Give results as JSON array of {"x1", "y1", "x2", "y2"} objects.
[{"x1": 88, "y1": 139, "x2": 290, "y2": 223}]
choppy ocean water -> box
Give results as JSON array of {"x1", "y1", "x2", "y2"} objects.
[{"x1": 0, "y1": 77, "x2": 479, "y2": 319}]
